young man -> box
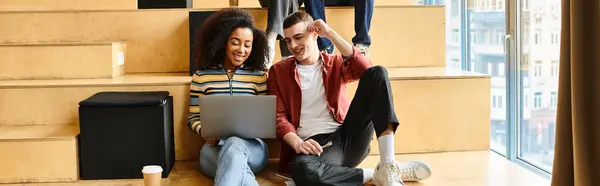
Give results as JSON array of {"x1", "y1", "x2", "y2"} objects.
[
  {"x1": 303, "y1": 0, "x2": 373, "y2": 56},
  {"x1": 267, "y1": 12, "x2": 431, "y2": 186}
]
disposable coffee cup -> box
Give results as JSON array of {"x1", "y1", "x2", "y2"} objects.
[{"x1": 142, "y1": 165, "x2": 163, "y2": 186}]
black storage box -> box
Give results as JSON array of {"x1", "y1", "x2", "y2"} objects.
[{"x1": 78, "y1": 91, "x2": 175, "y2": 180}]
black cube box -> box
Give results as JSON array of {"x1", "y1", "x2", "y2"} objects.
[{"x1": 78, "y1": 91, "x2": 175, "y2": 180}]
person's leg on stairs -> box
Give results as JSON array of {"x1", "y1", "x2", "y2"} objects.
[
  {"x1": 264, "y1": 0, "x2": 300, "y2": 65},
  {"x1": 267, "y1": 32, "x2": 278, "y2": 65},
  {"x1": 303, "y1": 0, "x2": 334, "y2": 54},
  {"x1": 352, "y1": 0, "x2": 373, "y2": 56}
]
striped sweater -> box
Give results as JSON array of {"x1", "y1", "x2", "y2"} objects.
[{"x1": 188, "y1": 67, "x2": 268, "y2": 135}]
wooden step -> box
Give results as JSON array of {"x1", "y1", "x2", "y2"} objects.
[
  {"x1": 2, "y1": 151, "x2": 550, "y2": 185},
  {"x1": 346, "y1": 67, "x2": 491, "y2": 154},
  {"x1": 323, "y1": 6, "x2": 445, "y2": 67},
  {"x1": 0, "y1": 6, "x2": 445, "y2": 75},
  {"x1": 0, "y1": 0, "x2": 137, "y2": 11},
  {"x1": 0, "y1": 125, "x2": 79, "y2": 183},
  {"x1": 190, "y1": 6, "x2": 446, "y2": 68},
  {"x1": 0, "y1": 9, "x2": 190, "y2": 74},
  {"x1": 0, "y1": 67, "x2": 487, "y2": 163},
  {"x1": 0, "y1": 42, "x2": 125, "y2": 80},
  {"x1": 0, "y1": 73, "x2": 284, "y2": 161},
  {"x1": 0, "y1": 73, "x2": 202, "y2": 162}
]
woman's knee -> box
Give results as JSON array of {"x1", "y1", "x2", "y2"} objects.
[
  {"x1": 247, "y1": 139, "x2": 269, "y2": 173},
  {"x1": 221, "y1": 136, "x2": 248, "y2": 153},
  {"x1": 199, "y1": 144, "x2": 218, "y2": 178}
]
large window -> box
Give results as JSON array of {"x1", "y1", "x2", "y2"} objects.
[
  {"x1": 519, "y1": 0, "x2": 560, "y2": 173},
  {"x1": 427, "y1": 0, "x2": 559, "y2": 176},
  {"x1": 437, "y1": 0, "x2": 463, "y2": 69},
  {"x1": 465, "y1": 0, "x2": 507, "y2": 155}
]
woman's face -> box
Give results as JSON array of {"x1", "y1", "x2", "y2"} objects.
[{"x1": 224, "y1": 27, "x2": 253, "y2": 69}]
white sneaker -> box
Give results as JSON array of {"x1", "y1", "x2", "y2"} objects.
[
  {"x1": 397, "y1": 161, "x2": 432, "y2": 181},
  {"x1": 372, "y1": 159, "x2": 405, "y2": 186}
]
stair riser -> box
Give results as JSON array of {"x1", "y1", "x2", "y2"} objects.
[
  {"x1": 324, "y1": 6, "x2": 446, "y2": 67},
  {"x1": 0, "y1": 77, "x2": 489, "y2": 162},
  {"x1": 0, "y1": 0, "x2": 136, "y2": 11},
  {"x1": 194, "y1": 7, "x2": 446, "y2": 68},
  {"x1": 0, "y1": 6, "x2": 445, "y2": 75},
  {"x1": 0, "y1": 139, "x2": 78, "y2": 183},
  {"x1": 0, "y1": 10, "x2": 190, "y2": 74},
  {"x1": 0, "y1": 43, "x2": 125, "y2": 80},
  {"x1": 0, "y1": 85, "x2": 204, "y2": 161},
  {"x1": 347, "y1": 78, "x2": 491, "y2": 154}
]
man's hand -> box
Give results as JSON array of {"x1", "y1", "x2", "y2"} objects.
[
  {"x1": 308, "y1": 19, "x2": 354, "y2": 57},
  {"x1": 308, "y1": 19, "x2": 334, "y2": 39},
  {"x1": 294, "y1": 139, "x2": 324, "y2": 155},
  {"x1": 283, "y1": 132, "x2": 324, "y2": 155},
  {"x1": 204, "y1": 138, "x2": 220, "y2": 146}
]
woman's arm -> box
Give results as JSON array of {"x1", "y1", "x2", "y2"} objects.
[{"x1": 188, "y1": 73, "x2": 203, "y2": 135}]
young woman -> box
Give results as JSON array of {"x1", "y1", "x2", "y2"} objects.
[
  {"x1": 230, "y1": 0, "x2": 303, "y2": 66},
  {"x1": 188, "y1": 8, "x2": 270, "y2": 186}
]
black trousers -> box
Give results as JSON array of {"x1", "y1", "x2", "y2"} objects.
[{"x1": 290, "y1": 66, "x2": 399, "y2": 186}]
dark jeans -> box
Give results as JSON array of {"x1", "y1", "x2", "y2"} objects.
[
  {"x1": 304, "y1": 0, "x2": 374, "y2": 50},
  {"x1": 290, "y1": 66, "x2": 399, "y2": 186}
]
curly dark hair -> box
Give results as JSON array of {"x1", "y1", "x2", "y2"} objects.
[{"x1": 193, "y1": 8, "x2": 269, "y2": 71}]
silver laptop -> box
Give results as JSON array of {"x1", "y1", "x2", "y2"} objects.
[{"x1": 199, "y1": 95, "x2": 276, "y2": 139}]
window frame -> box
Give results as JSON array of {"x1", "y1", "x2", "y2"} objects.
[{"x1": 457, "y1": 0, "x2": 555, "y2": 179}]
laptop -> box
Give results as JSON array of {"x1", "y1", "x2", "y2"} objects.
[{"x1": 198, "y1": 95, "x2": 276, "y2": 139}]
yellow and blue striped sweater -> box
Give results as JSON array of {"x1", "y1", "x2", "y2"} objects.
[{"x1": 188, "y1": 67, "x2": 268, "y2": 135}]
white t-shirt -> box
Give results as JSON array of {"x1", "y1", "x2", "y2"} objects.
[{"x1": 295, "y1": 61, "x2": 342, "y2": 140}]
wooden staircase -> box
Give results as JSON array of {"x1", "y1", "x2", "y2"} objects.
[{"x1": 0, "y1": 0, "x2": 491, "y2": 184}]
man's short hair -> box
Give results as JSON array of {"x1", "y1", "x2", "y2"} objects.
[{"x1": 283, "y1": 12, "x2": 314, "y2": 29}]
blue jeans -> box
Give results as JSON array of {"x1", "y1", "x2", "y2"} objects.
[
  {"x1": 304, "y1": 0, "x2": 373, "y2": 50},
  {"x1": 199, "y1": 136, "x2": 268, "y2": 186}
]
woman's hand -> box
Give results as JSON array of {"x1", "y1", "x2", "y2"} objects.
[{"x1": 204, "y1": 138, "x2": 220, "y2": 145}]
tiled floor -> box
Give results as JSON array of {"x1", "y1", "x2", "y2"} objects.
[{"x1": 3, "y1": 151, "x2": 550, "y2": 186}]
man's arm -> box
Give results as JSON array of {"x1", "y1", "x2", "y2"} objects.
[
  {"x1": 324, "y1": 29, "x2": 354, "y2": 57},
  {"x1": 268, "y1": 66, "x2": 323, "y2": 155},
  {"x1": 267, "y1": 67, "x2": 298, "y2": 144},
  {"x1": 339, "y1": 47, "x2": 372, "y2": 83},
  {"x1": 311, "y1": 20, "x2": 372, "y2": 82}
]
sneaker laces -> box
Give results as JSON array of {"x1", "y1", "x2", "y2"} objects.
[
  {"x1": 397, "y1": 162, "x2": 420, "y2": 180},
  {"x1": 385, "y1": 161, "x2": 403, "y2": 183}
]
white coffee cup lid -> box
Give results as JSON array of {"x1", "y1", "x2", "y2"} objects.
[{"x1": 142, "y1": 165, "x2": 163, "y2": 174}]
